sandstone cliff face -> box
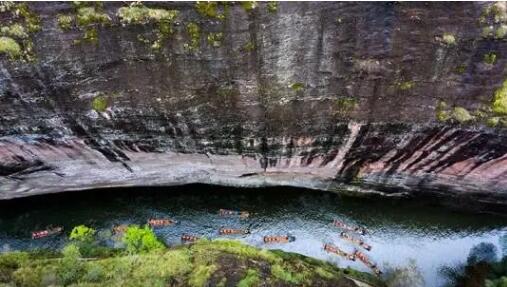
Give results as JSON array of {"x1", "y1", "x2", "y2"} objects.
[{"x1": 0, "y1": 2, "x2": 506, "y2": 212}]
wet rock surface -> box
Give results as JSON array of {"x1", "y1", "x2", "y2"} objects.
[{"x1": 0, "y1": 2, "x2": 506, "y2": 211}]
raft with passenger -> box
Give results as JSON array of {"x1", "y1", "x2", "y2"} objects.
[
  {"x1": 332, "y1": 219, "x2": 367, "y2": 235},
  {"x1": 263, "y1": 235, "x2": 296, "y2": 244},
  {"x1": 354, "y1": 250, "x2": 382, "y2": 275},
  {"x1": 219, "y1": 209, "x2": 250, "y2": 218},
  {"x1": 31, "y1": 226, "x2": 63, "y2": 239},
  {"x1": 323, "y1": 243, "x2": 355, "y2": 261},
  {"x1": 148, "y1": 218, "x2": 177, "y2": 228},
  {"x1": 339, "y1": 232, "x2": 372, "y2": 251},
  {"x1": 218, "y1": 227, "x2": 250, "y2": 235},
  {"x1": 181, "y1": 233, "x2": 200, "y2": 243}
]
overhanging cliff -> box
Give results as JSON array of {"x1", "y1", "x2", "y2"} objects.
[{"x1": 0, "y1": 2, "x2": 506, "y2": 211}]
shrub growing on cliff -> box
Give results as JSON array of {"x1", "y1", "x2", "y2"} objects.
[
  {"x1": 442, "y1": 33, "x2": 456, "y2": 46},
  {"x1": 484, "y1": 52, "x2": 497, "y2": 65},
  {"x1": 122, "y1": 225, "x2": 164, "y2": 253},
  {"x1": 493, "y1": 80, "x2": 507, "y2": 115},
  {"x1": 59, "y1": 244, "x2": 84, "y2": 285},
  {"x1": 452, "y1": 107, "x2": 473, "y2": 123},
  {"x1": 57, "y1": 14, "x2": 73, "y2": 30},
  {"x1": 267, "y1": 2, "x2": 278, "y2": 13},
  {"x1": 0, "y1": 36, "x2": 21, "y2": 59}
]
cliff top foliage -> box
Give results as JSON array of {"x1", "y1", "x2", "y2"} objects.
[{"x1": 0, "y1": 225, "x2": 383, "y2": 287}]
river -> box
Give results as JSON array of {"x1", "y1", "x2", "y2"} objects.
[{"x1": 0, "y1": 185, "x2": 505, "y2": 287}]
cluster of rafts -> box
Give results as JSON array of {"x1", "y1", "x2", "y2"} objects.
[{"x1": 31, "y1": 209, "x2": 381, "y2": 275}]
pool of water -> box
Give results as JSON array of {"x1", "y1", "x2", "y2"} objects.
[{"x1": 0, "y1": 185, "x2": 506, "y2": 286}]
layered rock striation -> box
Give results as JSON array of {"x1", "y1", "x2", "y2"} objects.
[{"x1": 1, "y1": 2, "x2": 506, "y2": 212}]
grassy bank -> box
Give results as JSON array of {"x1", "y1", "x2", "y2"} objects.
[{"x1": 0, "y1": 226, "x2": 384, "y2": 287}]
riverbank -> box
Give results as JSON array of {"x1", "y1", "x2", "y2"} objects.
[{"x1": 0, "y1": 239, "x2": 383, "y2": 287}]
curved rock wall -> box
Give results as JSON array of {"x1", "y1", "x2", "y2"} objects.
[{"x1": 0, "y1": 2, "x2": 506, "y2": 211}]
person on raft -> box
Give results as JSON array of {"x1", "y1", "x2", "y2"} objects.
[
  {"x1": 263, "y1": 234, "x2": 296, "y2": 243},
  {"x1": 218, "y1": 227, "x2": 250, "y2": 235},
  {"x1": 181, "y1": 233, "x2": 200, "y2": 243},
  {"x1": 333, "y1": 219, "x2": 367, "y2": 235},
  {"x1": 147, "y1": 218, "x2": 176, "y2": 227},
  {"x1": 340, "y1": 232, "x2": 372, "y2": 251},
  {"x1": 31, "y1": 226, "x2": 63, "y2": 239},
  {"x1": 323, "y1": 243, "x2": 356, "y2": 261},
  {"x1": 219, "y1": 208, "x2": 250, "y2": 218}
]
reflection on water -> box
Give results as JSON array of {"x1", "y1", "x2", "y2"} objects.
[{"x1": 0, "y1": 185, "x2": 506, "y2": 286}]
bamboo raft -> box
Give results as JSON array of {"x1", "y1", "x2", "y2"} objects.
[
  {"x1": 339, "y1": 232, "x2": 372, "y2": 251},
  {"x1": 181, "y1": 233, "x2": 200, "y2": 243},
  {"x1": 32, "y1": 226, "x2": 63, "y2": 239},
  {"x1": 218, "y1": 227, "x2": 250, "y2": 235},
  {"x1": 219, "y1": 209, "x2": 250, "y2": 218},
  {"x1": 323, "y1": 243, "x2": 355, "y2": 261},
  {"x1": 332, "y1": 219, "x2": 367, "y2": 235},
  {"x1": 148, "y1": 218, "x2": 177, "y2": 228},
  {"x1": 263, "y1": 235, "x2": 296, "y2": 244},
  {"x1": 354, "y1": 250, "x2": 382, "y2": 275}
]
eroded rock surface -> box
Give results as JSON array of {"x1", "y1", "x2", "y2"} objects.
[{"x1": 0, "y1": 2, "x2": 506, "y2": 212}]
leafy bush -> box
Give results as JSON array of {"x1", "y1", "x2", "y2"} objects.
[
  {"x1": 69, "y1": 225, "x2": 96, "y2": 243},
  {"x1": 122, "y1": 225, "x2": 164, "y2": 254},
  {"x1": 58, "y1": 244, "x2": 84, "y2": 286},
  {"x1": 83, "y1": 264, "x2": 104, "y2": 283},
  {"x1": 0, "y1": 252, "x2": 28, "y2": 282}
]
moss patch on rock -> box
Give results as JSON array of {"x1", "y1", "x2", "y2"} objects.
[
  {"x1": 0, "y1": 24, "x2": 28, "y2": 39},
  {"x1": 117, "y1": 4, "x2": 178, "y2": 25},
  {"x1": 484, "y1": 52, "x2": 497, "y2": 65},
  {"x1": 396, "y1": 80, "x2": 415, "y2": 90},
  {"x1": 493, "y1": 80, "x2": 507, "y2": 115},
  {"x1": 185, "y1": 22, "x2": 201, "y2": 51},
  {"x1": 267, "y1": 1, "x2": 278, "y2": 13},
  {"x1": 0, "y1": 3, "x2": 40, "y2": 61},
  {"x1": 480, "y1": 2, "x2": 507, "y2": 39},
  {"x1": 241, "y1": 1, "x2": 258, "y2": 12},
  {"x1": 91, "y1": 96, "x2": 108, "y2": 112},
  {"x1": 57, "y1": 14, "x2": 74, "y2": 31},
  {"x1": 76, "y1": 6, "x2": 110, "y2": 26},
  {"x1": 117, "y1": 3, "x2": 179, "y2": 51},
  {"x1": 207, "y1": 32, "x2": 223, "y2": 48},
  {"x1": 0, "y1": 36, "x2": 21, "y2": 59},
  {"x1": 452, "y1": 107, "x2": 473, "y2": 123},
  {"x1": 441, "y1": 33, "x2": 456, "y2": 46}
]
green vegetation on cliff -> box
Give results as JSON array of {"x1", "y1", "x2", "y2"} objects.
[
  {"x1": 493, "y1": 80, "x2": 507, "y2": 115},
  {"x1": 0, "y1": 37, "x2": 21, "y2": 59},
  {"x1": 0, "y1": 225, "x2": 382, "y2": 287}
]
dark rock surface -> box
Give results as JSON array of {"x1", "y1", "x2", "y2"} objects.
[{"x1": 0, "y1": 2, "x2": 506, "y2": 212}]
